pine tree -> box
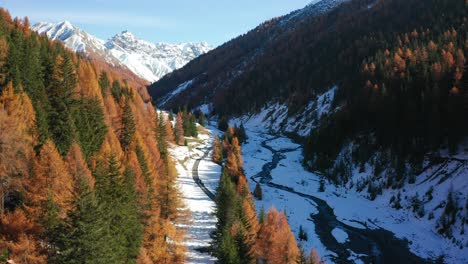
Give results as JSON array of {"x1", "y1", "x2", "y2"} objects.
[
  {"x1": 0, "y1": 37, "x2": 8, "y2": 86},
  {"x1": 111, "y1": 80, "x2": 122, "y2": 101},
  {"x1": 190, "y1": 114, "x2": 198, "y2": 138},
  {"x1": 121, "y1": 99, "x2": 136, "y2": 150},
  {"x1": 213, "y1": 171, "x2": 239, "y2": 258},
  {"x1": 156, "y1": 112, "x2": 168, "y2": 158},
  {"x1": 253, "y1": 183, "x2": 263, "y2": 200},
  {"x1": 57, "y1": 179, "x2": 113, "y2": 264},
  {"x1": 98, "y1": 71, "x2": 111, "y2": 94},
  {"x1": 199, "y1": 113, "x2": 206, "y2": 127},
  {"x1": 72, "y1": 97, "x2": 107, "y2": 159},
  {"x1": 94, "y1": 155, "x2": 144, "y2": 263},
  {"x1": 298, "y1": 225, "x2": 308, "y2": 241},
  {"x1": 47, "y1": 54, "x2": 78, "y2": 155}
]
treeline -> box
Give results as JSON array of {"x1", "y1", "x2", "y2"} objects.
[
  {"x1": 211, "y1": 128, "x2": 322, "y2": 264},
  {"x1": 0, "y1": 9, "x2": 187, "y2": 263}
]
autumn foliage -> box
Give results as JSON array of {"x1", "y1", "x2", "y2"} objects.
[
  {"x1": 212, "y1": 127, "x2": 308, "y2": 263},
  {"x1": 0, "y1": 10, "x2": 186, "y2": 263}
]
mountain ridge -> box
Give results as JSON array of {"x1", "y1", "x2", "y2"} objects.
[{"x1": 32, "y1": 21, "x2": 212, "y2": 82}]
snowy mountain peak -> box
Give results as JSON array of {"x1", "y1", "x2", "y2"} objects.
[
  {"x1": 31, "y1": 21, "x2": 212, "y2": 82},
  {"x1": 59, "y1": 20, "x2": 73, "y2": 29}
]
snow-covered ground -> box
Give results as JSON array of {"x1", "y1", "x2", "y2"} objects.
[
  {"x1": 168, "y1": 114, "x2": 466, "y2": 263},
  {"x1": 169, "y1": 126, "x2": 221, "y2": 264},
  {"x1": 229, "y1": 87, "x2": 337, "y2": 137},
  {"x1": 234, "y1": 121, "x2": 468, "y2": 263}
]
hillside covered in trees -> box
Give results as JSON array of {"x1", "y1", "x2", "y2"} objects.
[
  {"x1": 0, "y1": 7, "x2": 315, "y2": 264},
  {"x1": 147, "y1": 0, "x2": 467, "y2": 255},
  {"x1": 0, "y1": 9, "x2": 188, "y2": 263}
]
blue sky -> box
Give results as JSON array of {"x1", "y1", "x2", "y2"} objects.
[{"x1": 2, "y1": 0, "x2": 312, "y2": 46}]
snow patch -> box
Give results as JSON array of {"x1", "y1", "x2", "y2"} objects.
[
  {"x1": 331, "y1": 228, "x2": 349, "y2": 243},
  {"x1": 231, "y1": 86, "x2": 338, "y2": 137},
  {"x1": 159, "y1": 80, "x2": 194, "y2": 105}
]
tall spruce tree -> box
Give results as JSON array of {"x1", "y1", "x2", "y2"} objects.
[
  {"x1": 47, "y1": 54, "x2": 78, "y2": 155},
  {"x1": 120, "y1": 99, "x2": 136, "y2": 150}
]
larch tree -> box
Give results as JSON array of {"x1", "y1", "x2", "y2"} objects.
[
  {"x1": 307, "y1": 249, "x2": 324, "y2": 264},
  {"x1": 66, "y1": 142, "x2": 94, "y2": 189},
  {"x1": 257, "y1": 208, "x2": 300, "y2": 264},
  {"x1": 175, "y1": 112, "x2": 185, "y2": 145},
  {"x1": 0, "y1": 207, "x2": 46, "y2": 263},
  {"x1": 0, "y1": 84, "x2": 35, "y2": 215},
  {"x1": 212, "y1": 135, "x2": 223, "y2": 164},
  {"x1": 27, "y1": 140, "x2": 74, "y2": 217},
  {"x1": 165, "y1": 116, "x2": 175, "y2": 143},
  {"x1": 225, "y1": 151, "x2": 240, "y2": 181},
  {"x1": 158, "y1": 156, "x2": 188, "y2": 223}
]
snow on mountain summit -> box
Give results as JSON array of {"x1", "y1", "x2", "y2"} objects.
[{"x1": 32, "y1": 21, "x2": 212, "y2": 82}]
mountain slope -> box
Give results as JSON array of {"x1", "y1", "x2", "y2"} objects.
[
  {"x1": 148, "y1": 0, "x2": 467, "y2": 261},
  {"x1": 147, "y1": 0, "x2": 352, "y2": 112},
  {"x1": 0, "y1": 10, "x2": 188, "y2": 263},
  {"x1": 32, "y1": 21, "x2": 212, "y2": 82}
]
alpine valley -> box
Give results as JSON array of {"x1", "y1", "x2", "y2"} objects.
[
  {"x1": 149, "y1": 0, "x2": 468, "y2": 263},
  {"x1": 0, "y1": 0, "x2": 467, "y2": 264}
]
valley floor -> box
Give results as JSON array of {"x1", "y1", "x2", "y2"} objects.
[
  {"x1": 169, "y1": 127, "x2": 221, "y2": 264},
  {"x1": 234, "y1": 119, "x2": 467, "y2": 264},
  {"x1": 171, "y1": 121, "x2": 467, "y2": 263}
]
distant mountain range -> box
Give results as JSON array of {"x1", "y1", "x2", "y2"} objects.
[{"x1": 32, "y1": 21, "x2": 212, "y2": 82}]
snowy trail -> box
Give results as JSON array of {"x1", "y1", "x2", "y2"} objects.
[
  {"x1": 170, "y1": 130, "x2": 221, "y2": 264},
  {"x1": 192, "y1": 147, "x2": 216, "y2": 200}
]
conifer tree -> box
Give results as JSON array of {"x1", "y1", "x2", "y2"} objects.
[
  {"x1": 189, "y1": 114, "x2": 198, "y2": 137},
  {"x1": 121, "y1": 99, "x2": 136, "y2": 150},
  {"x1": 212, "y1": 135, "x2": 223, "y2": 164},
  {"x1": 158, "y1": 157, "x2": 187, "y2": 222},
  {"x1": 72, "y1": 97, "x2": 107, "y2": 159},
  {"x1": 57, "y1": 179, "x2": 113, "y2": 264},
  {"x1": 94, "y1": 155, "x2": 144, "y2": 263},
  {"x1": 0, "y1": 37, "x2": 8, "y2": 86},
  {"x1": 199, "y1": 113, "x2": 206, "y2": 127},
  {"x1": 156, "y1": 112, "x2": 168, "y2": 158},
  {"x1": 253, "y1": 183, "x2": 263, "y2": 200},
  {"x1": 98, "y1": 71, "x2": 111, "y2": 94},
  {"x1": 165, "y1": 115, "x2": 175, "y2": 143},
  {"x1": 175, "y1": 112, "x2": 185, "y2": 145},
  {"x1": 47, "y1": 54, "x2": 78, "y2": 155}
]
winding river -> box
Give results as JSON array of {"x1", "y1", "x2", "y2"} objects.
[{"x1": 248, "y1": 136, "x2": 430, "y2": 264}]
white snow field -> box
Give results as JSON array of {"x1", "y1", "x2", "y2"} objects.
[
  {"x1": 230, "y1": 117, "x2": 468, "y2": 264},
  {"x1": 167, "y1": 114, "x2": 466, "y2": 263},
  {"x1": 169, "y1": 126, "x2": 221, "y2": 264}
]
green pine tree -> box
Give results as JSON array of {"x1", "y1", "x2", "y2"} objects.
[{"x1": 120, "y1": 100, "x2": 136, "y2": 150}]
